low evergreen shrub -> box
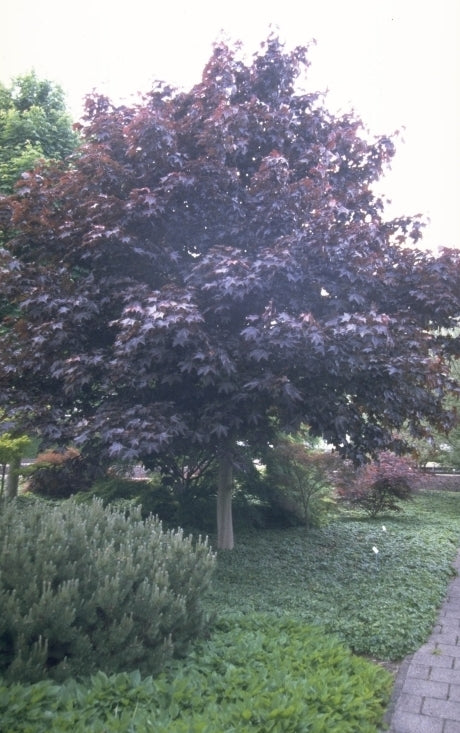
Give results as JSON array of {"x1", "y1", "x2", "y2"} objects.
[{"x1": 0, "y1": 498, "x2": 215, "y2": 683}]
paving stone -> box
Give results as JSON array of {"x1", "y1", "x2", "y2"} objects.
[
  {"x1": 396, "y1": 693, "x2": 423, "y2": 713},
  {"x1": 430, "y1": 667, "x2": 460, "y2": 684},
  {"x1": 408, "y1": 663, "x2": 431, "y2": 680},
  {"x1": 434, "y1": 643, "x2": 460, "y2": 660},
  {"x1": 444, "y1": 610, "x2": 460, "y2": 620},
  {"x1": 412, "y1": 651, "x2": 455, "y2": 668},
  {"x1": 387, "y1": 551, "x2": 460, "y2": 732},
  {"x1": 402, "y1": 677, "x2": 449, "y2": 699},
  {"x1": 439, "y1": 618, "x2": 460, "y2": 630},
  {"x1": 422, "y1": 697, "x2": 460, "y2": 719},
  {"x1": 430, "y1": 631, "x2": 460, "y2": 645},
  {"x1": 416, "y1": 642, "x2": 439, "y2": 654},
  {"x1": 389, "y1": 709, "x2": 444, "y2": 732}
]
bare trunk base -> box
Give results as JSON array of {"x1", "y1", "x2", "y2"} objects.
[{"x1": 217, "y1": 454, "x2": 234, "y2": 550}]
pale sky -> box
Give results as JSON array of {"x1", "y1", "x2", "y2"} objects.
[{"x1": 2, "y1": 0, "x2": 459, "y2": 252}]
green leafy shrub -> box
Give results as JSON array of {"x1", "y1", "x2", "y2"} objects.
[
  {"x1": 26, "y1": 448, "x2": 104, "y2": 498},
  {"x1": 170, "y1": 473, "x2": 217, "y2": 532},
  {"x1": 81, "y1": 471, "x2": 218, "y2": 530},
  {"x1": 0, "y1": 498, "x2": 215, "y2": 683},
  {"x1": 0, "y1": 615, "x2": 393, "y2": 732},
  {"x1": 76, "y1": 472, "x2": 181, "y2": 523},
  {"x1": 336, "y1": 451, "x2": 424, "y2": 517},
  {"x1": 264, "y1": 435, "x2": 340, "y2": 527}
]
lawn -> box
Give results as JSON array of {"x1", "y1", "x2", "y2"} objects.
[{"x1": 1, "y1": 490, "x2": 459, "y2": 732}]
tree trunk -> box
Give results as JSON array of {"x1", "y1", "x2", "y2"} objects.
[
  {"x1": 5, "y1": 454, "x2": 20, "y2": 499},
  {"x1": 0, "y1": 464, "x2": 6, "y2": 499},
  {"x1": 217, "y1": 453, "x2": 234, "y2": 550}
]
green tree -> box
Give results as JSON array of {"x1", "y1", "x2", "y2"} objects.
[
  {"x1": 397, "y1": 354, "x2": 460, "y2": 468},
  {"x1": 0, "y1": 38, "x2": 459, "y2": 548},
  {"x1": 264, "y1": 432, "x2": 340, "y2": 527},
  {"x1": 0, "y1": 73, "x2": 78, "y2": 482},
  {"x1": 0, "y1": 431, "x2": 30, "y2": 498},
  {"x1": 0, "y1": 71, "x2": 78, "y2": 194},
  {"x1": 438, "y1": 358, "x2": 460, "y2": 468}
]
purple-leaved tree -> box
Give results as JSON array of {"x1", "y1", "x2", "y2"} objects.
[{"x1": 1, "y1": 37, "x2": 459, "y2": 547}]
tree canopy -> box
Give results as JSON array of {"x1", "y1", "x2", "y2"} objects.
[
  {"x1": 0, "y1": 71, "x2": 78, "y2": 194},
  {"x1": 0, "y1": 38, "x2": 459, "y2": 547}
]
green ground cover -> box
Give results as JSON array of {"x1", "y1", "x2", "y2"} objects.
[
  {"x1": 1, "y1": 490, "x2": 458, "y2": 731},
  {"x1": 206, "y1": 491, "x2": 460, "y2": 660},
  {"x1": 0, "y1": 617, "x2": 391, "y2": 732}
]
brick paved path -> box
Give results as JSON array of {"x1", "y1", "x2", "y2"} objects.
[{"x1": 385, "y1": 551, "x2": 460, "y2": 732}]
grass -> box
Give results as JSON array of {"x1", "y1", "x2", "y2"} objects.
[{"x1": 1, "y1": 489, "x2": 459, "y2": 731}]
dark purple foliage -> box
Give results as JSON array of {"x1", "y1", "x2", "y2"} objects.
[{"x1": 0, "y1": 36, "x2": 459, "y2": 472}]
